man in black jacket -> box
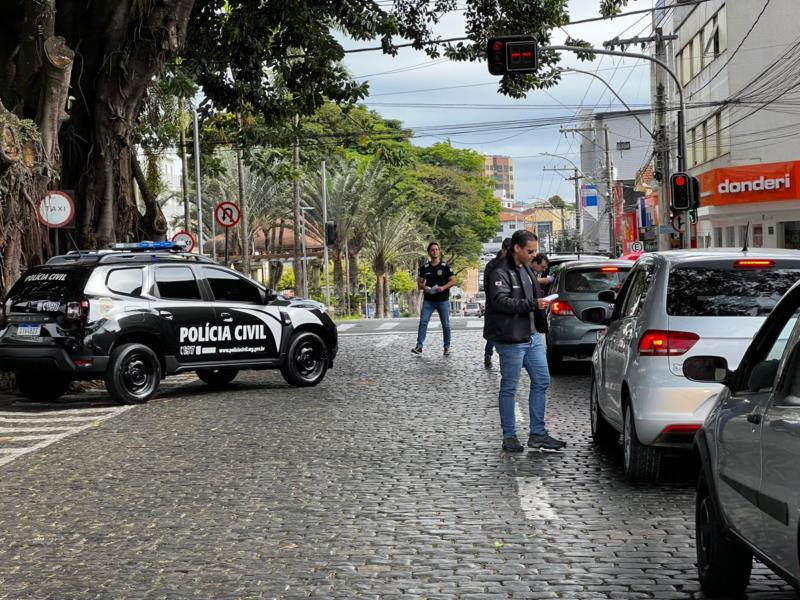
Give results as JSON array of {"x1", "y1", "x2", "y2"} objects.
[
  {"x1": 484, "y1": 230, "x2": 566, "y2": 453},
  {"x1": 482, "y1": 237, "x2": 511, "y2": 368}
]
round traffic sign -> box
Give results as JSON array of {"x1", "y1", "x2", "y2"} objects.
[
  {"x1": 172, "y1": 230, "x2": 195, "y2": 252},
  {"x1": 37, "y1": 191, "x2": 75, "y2": 228},
  {"x1": 630, "y1": 241, "x2": 644, "y2": 253},
  {"x1": 215, "y1": 201, "x2": 241, "y2": 228}
]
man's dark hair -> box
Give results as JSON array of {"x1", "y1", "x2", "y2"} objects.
[
  {"x1": 426, "y1": 241, "x2": 440, "y2": 253},
  {"x1": 511, "y1": 230, "x2": 538, "y2": 249},
  {"x1": 532, "y1": 253, "x2": 548, "y2": 265}
]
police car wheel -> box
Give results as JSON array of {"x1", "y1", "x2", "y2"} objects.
[
  {"x1": 280, "y1": 331, "x2": 328, "y2": 387},
  {"x1": 196, "y1": 368, "x2": 238, "y2": 388},
  {"x1": 16, "y1": 373, "x2": 70, "y2": 403},
  {"x1": 104, "y1": 343, "x2": 161, "y2": 405}
]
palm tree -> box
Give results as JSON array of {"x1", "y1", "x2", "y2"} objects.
[{"x1": 364, "y1": 210, "x2": 423, "y2": 318}]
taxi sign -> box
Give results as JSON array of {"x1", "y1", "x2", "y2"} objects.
[
  {"x1": 37, "y1": 191, "x2": 75, "y2": 228},
  {"x1": 215, "y1": 201, "x2": 241, "y2": 228}
]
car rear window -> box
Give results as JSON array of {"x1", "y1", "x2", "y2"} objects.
[
  {"x1": 667, "y1": 267, "x2": 800, "y2": 316},
  {"x1": 564, "y1": 267, "x2": 630, "y2": 294},
  {"x1": 7, "y1": 268, "x2": 91, "y2": 301}
]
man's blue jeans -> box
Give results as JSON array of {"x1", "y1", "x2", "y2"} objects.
[
  {"x1": 416, "y1": 300, "x2": 451, "y2": 349},
  {"x1": 495, "y1": 335, "x2": 551, "y2": 438}
]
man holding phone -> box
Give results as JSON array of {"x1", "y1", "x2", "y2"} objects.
[
  {"x1": 413, "y1": 242, "x2": 456, "y2": 356},
  {"x1": 484, "y1": 230, "x2": 566, "y2": 452}
]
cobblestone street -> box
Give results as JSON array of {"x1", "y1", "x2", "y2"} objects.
[{"x1": 0, "y1": 329, "x2": 796, "y2": 599}]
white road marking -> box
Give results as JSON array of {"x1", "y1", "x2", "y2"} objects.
[
  {"x1": 0, "y1": 405, "x2": 134, "y2": 468},
  {"x1": 427, "y1": 322, "x2": 440, "y2": 329},
  {"x1": 516, "y1": 477, "x2": 561, "y2": 521},
  {"x1": 467, "y1": 320, "x2": 484, "y2": 328},
  {"x1": 377, "y1": 322, "x2": 399, "y2": 330},
  {"x1": 337, "y1": 323, "x2": 356, "y2": 331}
]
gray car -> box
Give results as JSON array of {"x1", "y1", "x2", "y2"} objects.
[
  {"x1": 545, "y1": 260, "x2": 633, "y2": 371},
  {"x1": 685, "y1": 279, "x2": 800, "y2": 597}
]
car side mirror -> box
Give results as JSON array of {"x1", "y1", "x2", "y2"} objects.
[
  {"x1": 263, "y1": 288, "x2": 277, "y2": 303},
  {"x1": 748, "y1": 359, "x2": 780, "y2": 393},
  {"x1": 683, "y1": 356, "x2": 730, "y2": 383},
  {"x1": 583, "y1": 307, "x2": 607, "y2": 325},
  {"x1": 598, "y1": 290, "x2": 616, "y2": 303}
]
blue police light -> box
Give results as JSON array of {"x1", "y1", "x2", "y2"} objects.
[{"x1": 110, "y1": 241, "x2": 181, "y2": 251}]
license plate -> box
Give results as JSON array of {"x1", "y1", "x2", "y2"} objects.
[{"x1": 16, "y1": 325, "x2": 41, "y2": 337}]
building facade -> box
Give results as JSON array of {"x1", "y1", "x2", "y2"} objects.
[
  {"x1": 655, "y1": 0, "x2": 800, "y2": 249},
  {"x1": 577, "y1": 109, "x2": 653, "y2": 253},
  {"x1": 483, "y1": 155, "x2": 516, "y2": 204}
]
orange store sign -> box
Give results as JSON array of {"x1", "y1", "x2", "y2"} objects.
[{"x1": 698, "y1": 161, "x2": 799, "y2": 206}]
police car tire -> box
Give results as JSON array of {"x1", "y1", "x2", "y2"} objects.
[
  {"x1": 104, "y1": 343, "x2": 161, "y2": 405},
  {"x1": 196, "y1": 368, "x2": 238, "y2": 388},
  {"x1": 280, "y1": 331, "x2": 328, "y2": 387},
  {"x1": 696, "y1": 470, "x2": 752, "y2": 596},
  {"x1": 16, "y1": 373, "x2": 70, "y2": 403}
]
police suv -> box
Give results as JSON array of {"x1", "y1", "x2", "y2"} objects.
[{"x1": 0, "y1": 242, "x2": 337, "y2": 404}]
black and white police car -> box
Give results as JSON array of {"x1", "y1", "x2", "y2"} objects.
[{"x1": 0, "y1": 242, "x2": 337, "y2": 404}]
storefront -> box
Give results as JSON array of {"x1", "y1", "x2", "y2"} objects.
[{"x1": 696, "y1": 161, "x2": 800, "y2": 249}]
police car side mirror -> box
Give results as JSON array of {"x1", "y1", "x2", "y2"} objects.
[{"x1": 262, "y1": 288, "x2": 277, "y2": 304}]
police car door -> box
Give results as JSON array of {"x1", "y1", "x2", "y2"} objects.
[
  {"x1": 200, "y1": 266, "x2": 281, "y2": 363},
  {"x1": 151, "y1": 265, "x2": 217, "y2": 364}
]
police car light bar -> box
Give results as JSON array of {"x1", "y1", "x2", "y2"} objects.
[{"x1": 110, "y1": 241, "x2": 186, "y2": 252}]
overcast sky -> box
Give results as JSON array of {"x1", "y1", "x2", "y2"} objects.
[{"x1": 340, "y1": 0, "x2": 657, "y2": 207}]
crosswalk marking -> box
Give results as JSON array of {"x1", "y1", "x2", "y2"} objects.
[
  {"x1": 0, "y1": 405, "x2": 134, "y2": 468},
  {"x1": 377, "y1": 322, "x2": 399, "y2": 330},
  {"x1": 427, "y1": 322, "x2": 440, "y2": 329},
  {"x1": 337, "y1": 323, "x2": 356, "y2": 331},
  {"x1": 467, "y1": 320, "x2": 484, "y2": 328}
]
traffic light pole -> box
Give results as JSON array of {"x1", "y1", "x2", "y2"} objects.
[{"x1": 545, "y1": 45, "x2": 690, "y2": 249}]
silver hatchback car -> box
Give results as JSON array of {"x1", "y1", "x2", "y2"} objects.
[
  {"x1": 588, "y1": 249, "x2": 800, "y2": 482},
  {"x1": 685, "y1": 279, "x2": 800, "y2": 596}
]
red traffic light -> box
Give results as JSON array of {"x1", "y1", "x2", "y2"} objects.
[
  {"x1": 487, "y1": 36, "x2": 538, "y2": 75},
  {"x1": 492, "y1": 41, "x2": 504, "y2": 52},
  {"x1": 674, "y1": 175, "x2": 686, "y2": 187}
]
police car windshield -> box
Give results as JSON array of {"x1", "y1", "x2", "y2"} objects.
[{"x1": 7, "y1": 267, "x2": 91, "y2": 302}]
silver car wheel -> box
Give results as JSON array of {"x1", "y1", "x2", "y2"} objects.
[{"x1": 590, "y1": 381, "x2": 599, "y2": 435}]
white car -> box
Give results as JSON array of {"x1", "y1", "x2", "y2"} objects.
[
  {"x1": 587, "y1": 249, "x2": 800, "y2": 482},
  {"x1": 463, "y1": 302, "x2": 482, "y2": 317}
]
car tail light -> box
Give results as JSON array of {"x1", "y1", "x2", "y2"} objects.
[
  {"x1": 735, "y1": 259, "x2": 774, "y2": 268},
  {"x1": 638, "y1": 329, "x2": 699, "y2": 356},
  {"x1": 600, "y1": 266, "x2": 620, "y2": 272},
  {"x1": 661, "y1": 424, "x2": 701, "y2": 435},
  {"x1": 550, "y1": 300, "x2": 575, "y2": 316},
  {"x1": 65, "y1": 299, "x2": 89, "y2": 323}
]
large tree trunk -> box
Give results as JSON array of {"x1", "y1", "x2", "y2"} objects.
[
  {"x1": 383, "y1": 274, "x2": 391, "y2": 319},
  {"x1": 375, "y1": 273, "x2": 384, "y2": 319}
]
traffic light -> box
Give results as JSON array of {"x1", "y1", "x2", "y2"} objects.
[
  {"x1": 325, "y1": 221, "x2": 336, "y2": 247},
  {"x1": 670, "y1": 172, "x2": 696, "y2": 211},
  {"x1": 487, "y1": 36, "x2": 538, "y2": 76}
]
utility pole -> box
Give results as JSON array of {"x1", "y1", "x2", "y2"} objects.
[
  {"x1": 603, "y1": 30, "x2": 679, "y2": 251},
  {"x1": 604, "y1": 126, "x2": 616, "y2": 258},
  {"x1": 321, "y1": 161, "x2": 331, "y2": 307},
  {"x1": 292, "y1": 114, "x2": 302, "y2": 297},
  {"x1": 237, "y1": 147, "x2": 249, "y2": 277},
  {"x1": 192, "y1": 107, "x2": 204, "y2": 255},
  {"x1": 543, "y1": 166, "x2": 582, "y2": 251},
  {"x1": 179, "y1": 99, "x2": 191, "y2": 236}
]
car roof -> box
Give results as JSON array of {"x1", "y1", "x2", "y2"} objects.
[
  {"x1": 647, "y1": 248, "x2": 800, "y2": 266},
  {"x1": 45, "y1": 251, "x2": 217, "y2": 266}
]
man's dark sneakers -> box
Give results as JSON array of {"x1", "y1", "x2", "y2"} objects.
[
  {"x1": 411, "y1": 346, "x2": 423, "y2": 355},
  {"x1": 527, "y1": 433, "x2": 567, "y2": 451},
  {"x1": 443, "y1": 347, "x2": 451, "y2": 356},
  {"x1": 502, "y1": 435, "x2": 524, "y2": 453},
  {"x1": 484, "y1": 355, "x2": 492, "y2": 368}
]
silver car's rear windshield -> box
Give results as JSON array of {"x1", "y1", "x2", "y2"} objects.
[
  {"x1": 667, "y1": 267, "x2": 800, "y2": 316},
  {"x1": 564, "y1": 267, "x2": 630, "y2": 294}
]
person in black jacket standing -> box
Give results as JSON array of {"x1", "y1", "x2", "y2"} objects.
[
  {"x1": 484, "y1": 230, "x2": 566, "y2": 453},
  {"x1": 482, "y1": 237, "x2": 511, "y2": 368}
]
